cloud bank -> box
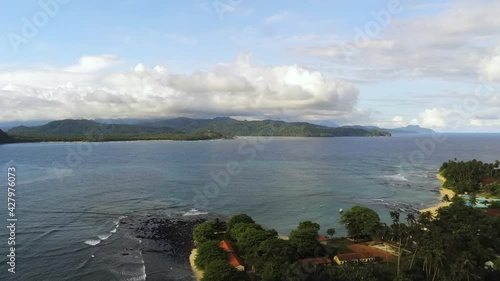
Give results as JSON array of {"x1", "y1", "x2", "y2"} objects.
[{"x1": 0, "y1": 54, "x2": 363, "y2": 122}]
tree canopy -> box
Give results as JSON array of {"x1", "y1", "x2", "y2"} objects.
[{"x1": 340, "y1": 205, "x2": 381, "y2": 237}]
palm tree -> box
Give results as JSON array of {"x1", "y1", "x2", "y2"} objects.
[{"x1": 469, "y1": 193, "x2": 477, "y2": 207}]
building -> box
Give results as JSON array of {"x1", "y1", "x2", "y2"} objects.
[
  {"x1": 334, "y1": 253, "x2": 375, "y2": 265},
  {"x1": 220, "y1": 240, "x2": 245, "y2": 271},
  {"x1": 318, "y1": 235, "x2": 328, "y2": 245},
  {"x1": 299, "y1": 257, "x2": 333, "y2": 266},
  {"x1": 487, "y1": 209, "x2": 500, "y2": 217}
]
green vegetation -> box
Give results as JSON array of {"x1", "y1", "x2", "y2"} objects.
[
  {"x1": 6, "y1": 117, "x2": 393, "y2": 143},
  {"x1": 0, "y1": 129, "x2": 16, "y2": 143},
  {"x1": 193, "y1": 198, "x2": 500, "y2": 281},
  {"x1": 194, "y1": 240, "x2": 227, "y2": 270},
  {"x1": 289, "y1": 222, "x2": 321, "y2": 258},
  {"x1": 439, "y1": 159, "x2": 500, "y2": 195},
  {"x1": 326, "y1": 227, "x2": 336, "y2": 237},
  {"x1": 201, "y1": 259, "x2": 239, "y2": 281},
  {"x1": 340, "y1": 205, "x2": 381, "y2": 238},
  {"x1": 8, "y1": 119, "x2": 227, "y2": 142},
  {"x1": 143, "y1": 117, "x2": 392, "y2": 137}
]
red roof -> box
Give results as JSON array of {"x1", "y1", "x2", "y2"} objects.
[
  {"x1": 336, "y1": 253, "x2": 372, "y2": 261},
  {"x1": 487, "y1": 209, "x2": 500, "y2": 216},
  {"x1": 482, "y1": 178, "x2": 498, "y2": 185},
  {"x1": 227, "y1": 252, "x2": 243, "y2": 267},
  {"x1": 299, "y1": 258, "x2": 333, "y2": 265},
  {"x1": 220, "y1": 240, "x2": 243, "y2": 268},
  {"x1": 220, "y1": 240, "x2": 234, "y2": 252},
  {"x1": 318, "y1": 235, "x2": 328, "y2": 241}
]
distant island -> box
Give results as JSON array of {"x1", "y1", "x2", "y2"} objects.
[
  {"x1": 4, "y1": 117, "x2": 392, "y2": 143},
  {"x1": 341, "y1": 125, "x2": 435, "y2": 135}
]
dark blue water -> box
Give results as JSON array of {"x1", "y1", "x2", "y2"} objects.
[{"x1": 0, "y1": 134, "x2": 499, "y2": 280}]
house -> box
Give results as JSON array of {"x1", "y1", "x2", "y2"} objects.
[
  {"x1": 334, "y1": 253, "x2": 375, "y2": 265},
  {"x1": 220, "y1": 240, "x2": 245, "y2": 271},
  {"x1": 318, "y1": 235, "x2": 328, "y2": 245},
  {"x1": 299, "y1": 257, "x2": 333, "y2": 266},
  {"x1": 487, "y1": 209, "x2": 500, "y2": 217}
]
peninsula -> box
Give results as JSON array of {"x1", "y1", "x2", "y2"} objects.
[{"x1": 5, "y1": 117, "x2": 392, "y2": 143}]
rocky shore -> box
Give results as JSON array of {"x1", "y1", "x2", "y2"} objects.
[{"x1": 120, "y1": 210, "x2": 219, "y2": 281}]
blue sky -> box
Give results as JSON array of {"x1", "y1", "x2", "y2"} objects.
[{"x1": 1, "y1": 0, "x2": 499, "y2": 131}]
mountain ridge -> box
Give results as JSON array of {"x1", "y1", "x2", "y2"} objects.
[{"x1": 8, "y1": 118, "x2": 392, "y2": 140}]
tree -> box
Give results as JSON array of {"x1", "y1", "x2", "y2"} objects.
[
  {"x1": 236, "y1": 227, "x2": 275, "y2": 255},
  {"x1": 227, "y1": 213, "x2": 255, "y2": 235},
  {"x1": 469, "y1": 193, "x2": 477, "y2": 207},
  {"x1": 327, "y1": 228, "x2": 336, "y2": 237},
  {"x1": 340, "y1": 206, "x2": 381, "y2": 238},
  {"x1": 193, "y1": 221, "x2": 219, "y2": 244},
  {"x1": 231, "y1": 222, "x2": 263, "y2": 242},
  {"x1": 442, "y1": 194, "x2": 450, "y2": 202},
  {"x1": 194, "y1": 240, "x2": 226, "y2": 270},
  {"x1": 406, "y1": 213, "x2": 416, "y2": 226},
  {"x1": 201, "y1": 260, "x2": 239, "y2": 281},
  {"x1": 298, "y1": 221, "x2": 320, "y2": 232},
  {"x1": 289, "y1": 227, "x2": 320, "y2": 258},
  {"x1": 250, "y1": 238, "x2": 298, "y2": 276}
]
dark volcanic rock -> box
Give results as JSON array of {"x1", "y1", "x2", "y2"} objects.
[{"x1": 124, "y1": 211, "x2": 222, "y2": 281}]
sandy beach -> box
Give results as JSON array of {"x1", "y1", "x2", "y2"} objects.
[
  {"x1": 189, "y1": 249, "x2": 203, "y2": 281},
  {"x1": 419, "y1": 174, "x2": 456, "y2": 216}
]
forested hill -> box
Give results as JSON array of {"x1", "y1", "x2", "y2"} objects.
[
  {"x1": 7, "y1": 118, "x2": 391, "y2": 141},
  {"x1": 143, "y1": 117, "x2": 391, "y2": 137},
  {"x1": 0, "y1": 129, "x2": 15, "y2": 143},
  {"x1": 7, "y1": 119, "x2": 225, "y2": 142}
]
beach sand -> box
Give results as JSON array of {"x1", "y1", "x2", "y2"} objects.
[
  {"x1": 419, "y1": 174, "x2": 456, "y2": 216},
  {"x1": 189, "y1": 249, "x2": 203, "y2": 281}
]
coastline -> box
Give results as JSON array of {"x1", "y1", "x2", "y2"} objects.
[
  {"x1": 419, "y1": 174, "x2": 456, "y2": 216},
  {"x1": 189, "y1": 249, "x2": 203, "y2": 281}
]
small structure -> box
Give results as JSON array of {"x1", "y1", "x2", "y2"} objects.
[
  {"x1": 334, "y1": 253, "x2": 374, "y2": 265},
  {"x1": 318, "y1": 235, "x2": 328, "y2": 245},
  {"x1": 299, "y1": 257, "x2": 333, "y2": 266},
  {"x1": 220, "y1": 240, "x2": 245, "y2": 271},
  {"x1": 487, "y1": 209, "x2": 500, "y2": 217}
]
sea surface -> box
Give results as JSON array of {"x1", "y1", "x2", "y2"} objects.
[{"x1": 1, "y1": 133, "x2": 499, "y2": 280}]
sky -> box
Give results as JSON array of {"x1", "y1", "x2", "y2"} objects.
[{"x1": 0, "y1": 0, "x2": 499, "y2": 132}]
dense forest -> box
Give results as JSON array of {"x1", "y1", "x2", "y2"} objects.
[
  {"x1": 6, "y1": 118, "x2": 391, "y2": 142},
  {"x1": 439, "y1": 159, "x2": 500, "y2": 195},
  {"x1": 7, "y1": 119, "x2": 227, "y2": 142},
  {"x1": 0, "y1": 129, "x2": 15, "y2": 143},
  {"x1": 193, "y1": 199, "x2": 500, "y2": 281},
  {"x1": 140, "y1": 117, "x2": 392, "y2": 137}
]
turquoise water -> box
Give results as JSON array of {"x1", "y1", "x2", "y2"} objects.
[
  {"x1": 1, "y1": 133, "x2": 499, "y2": 280},
  {"x1": 461, "y1": 194, "x2": 500, "y2": 208}
]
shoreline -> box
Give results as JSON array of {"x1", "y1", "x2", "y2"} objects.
[
  {"x1": 419, "y1": 174, "x2": 456, "y2": 216},
  {"x1": 189, "y1": 249, "x2": 203, "y2": 281}
]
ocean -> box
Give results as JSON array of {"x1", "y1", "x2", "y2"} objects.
[{"x1": 1, "y1": 133, "x2": 499, "y2": 280}]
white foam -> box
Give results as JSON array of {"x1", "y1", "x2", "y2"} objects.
[
  {"x1": 85, "y1": 239, "x2": 101, "y2": 246},
  {"x1": 182, "y1": 208, "x2": 208, "y2": 216},
  {"x1": 110, "y1": 228, "x2": 117, "y2": 233},
  {"x1": 110, "y1": 264, "x2": 146, "y2": 281},
  {"x1": 384, "y1": 174, "x2": 408, "y2": 181},
  {"x1": 98, "y1": 233, "x2": 112, "y2": 240}
]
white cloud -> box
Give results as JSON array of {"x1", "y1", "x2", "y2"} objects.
[
  {"x1": 264, "y1": 11, "x2": 291, "y2": 24},
  {"x1": 64, "y1": 55, "x2": 121, "y2": 73},
  {"x1": 479, "y1": 46, "x2": 500, "y2": 82},
  {"x1": 298, "y1": 0, "x2": 500, "y2": 81},
  {"x1": 0, "y1": 54, "x2": 361, "y2": 122},
  {"x1": 418, "y1": 108, "x2": 453, "y2": 129},
  {"x1": 134, "y1": 63, "x2": 146, "y2": 73}
]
